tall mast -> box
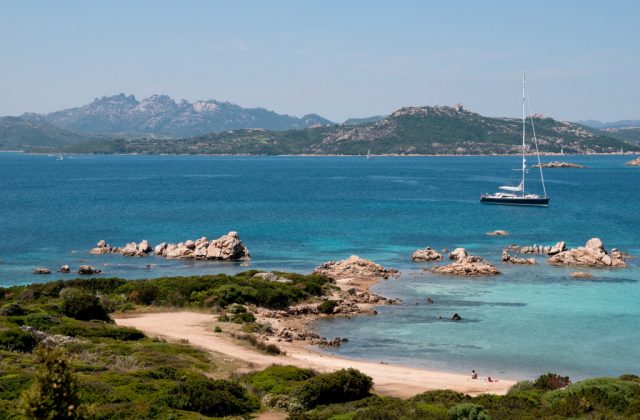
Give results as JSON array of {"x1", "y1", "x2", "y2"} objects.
[{"x1": 521, "y1": 71, "x2": 526, "y2": 196}]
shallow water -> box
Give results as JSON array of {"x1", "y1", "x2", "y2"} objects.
[{"x1": 1, "y1": 152, "x2": 638, "y2": 379}]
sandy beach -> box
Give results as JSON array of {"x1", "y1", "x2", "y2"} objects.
[{"x1": 114, "y1": 311, "x2": 515, "y2": 398}]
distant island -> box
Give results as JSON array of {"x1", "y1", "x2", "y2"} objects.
[
  {"x1": 2, "y1": 96, "x2": 639, "y2": 155},
  {"x1": 56, "y1": 105, "x2": 637, "y2": 155}
]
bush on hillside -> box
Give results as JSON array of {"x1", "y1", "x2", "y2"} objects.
[
  {"x1": 533, "y1": 373, "x2": 571, "y2": 390},
  {"x1": 0, "y1": 328, "x2": 37, "y2": 353},
  {"x1": 317, "y1": 300, "x2": 339, "y2": 314},
  {"x1": 167, "y1": 376, "x2": 259, "y2": 417},
  {"x1": 60, "y1": 288, "x2": 110, "y2": 321},
  {"x1": 129, "y1": 282, "x2": 160, "y2": 305},
  {"x1": 294, "y1": 368, "x2": 373, "y2": 409},
  {"x1": 448, "y1": 402, "x2": 490, "y2": 420}
]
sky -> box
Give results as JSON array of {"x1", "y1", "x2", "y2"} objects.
[{"x1": 1, "y1": 0, "x2": 639, "y2": 122}]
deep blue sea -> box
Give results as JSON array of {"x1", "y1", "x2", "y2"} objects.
[{"x1": 1, "y1": 152, "x2": 639, "y2": 380}]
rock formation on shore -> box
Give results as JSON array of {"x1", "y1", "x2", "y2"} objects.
[
  {"x1": 432, "y1": 255, "x2": 500, "y2": 276},
  {"x1": 502, "y1": 250, "x2": 536, "y2": 265},
  {"x1": 486, "y1": 230, "x2": 509, "y2": 236},
  {"x1": 548, "y1": 238, "x2": 626, "y2": 268},
  {"x1": 534, "y1": 161, "x2": 585, "y2": 168},
  {"x1": 509, "y1": 241, "x2": 566, "y2": 255},
  {"x1": 626, "y1": 156, "x2": 640, "y2": 166},
  {"x1": 411, "y1": 247, "x2": 443, "y2": 261},
  {"x1": 314, "y1": 255, "x2": 398, "y2": 279},
  {"x1": 78, "y1": 265, "x2": 101, "y2": 275},
  {"x1": 89, "y1": 231, "x2": 250, "y2": 261}
]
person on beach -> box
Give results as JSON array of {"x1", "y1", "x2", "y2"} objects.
[
  {"x1": 427, "y1": 297, "x2": 434, "y2": 304},
  {"x1": 487, "y1": 377, "x2": 494, "y2": 382},
  {"x1": 471, "y1": 370, "x2": 478, "y2": 379}
]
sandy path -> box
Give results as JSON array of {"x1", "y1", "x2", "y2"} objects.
[{"x1": 114, "y1": 311, "x2": 514, "y2": 397}]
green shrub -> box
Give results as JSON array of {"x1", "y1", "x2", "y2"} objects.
[
  {"x1": 318, "y1": 300, "x2": 339, "y2": 314},
  {"x1": 533, "y1": 373, "x2": 571, "y2": 390},
  {"x1": 60, "y1": 288, "x2": 110, "y2": 321},
  {"x1": 448, "y1": 402, "x2": 490, "y2": 420},
  {"x1": 231, "y1": 312, "x2": 256, "y2": 324},
  {"x1": 294, "y1": 368, "x2": 373, "y2": 409},
  {"x1": 0, "y1": 303, "x2": 26, "y2": 316},
  {"x1": 128, "y1": 282, "x2": 160, "y2": 305},
  {"x1": 19, "y1": 348, "x2": 82, "y2": 419},
  {"x1": 167, "y1": 376, "x2": 259, "y2": 416},
  {"x1": 214, "y1": 325, "x2": 222, "y2": 333},
  {"x1": 50, "y1": 321, "x2": 144, "y2": 341},
  {"x1": 410, "y1": 389, "x2": 471, "y2": 406},
  {"x1": 507, "y1": 380, "x2": 534, "y2": 394},
  {"x1": 244, "y1": 365, "x2": 316, "y2": 395},
  {"x1": 0, "y1": 328, "x2": 37, "y2": 353},
  {"x1": 22, "y1": 313, "x2": 57, "y2": 330}
]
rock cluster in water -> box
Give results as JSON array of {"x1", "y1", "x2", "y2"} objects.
[
  {"x1": 432, "y1": 249, "x2": 500, "y2": 276},
  {"x1": 548, "y1": 238, "x2": 626, "y2": 268},
  {"x1": 411, "y1": 247, "x2": 443, "y2": 261},
  {"x1": 313, "y1": 255, "x2": 398, "y2": 279},
  {"x1": 502, "y1": 250, "x2": 536, "y2": 265},
  {"x1": 534, "y1": 161, "x2": 585, "y2": 168},
  {"x1": 509, "y1": 241, "x2": 566, "y2": 255},
  {"x1": 486, "y1": 230, "x2": 509, "y2": 236},
  {"x1": 89, "y1": 231, "x2": 250, "y2": 261},
  {"x1": 625, "y1": 157, "x2": 640, "y2": 166}
]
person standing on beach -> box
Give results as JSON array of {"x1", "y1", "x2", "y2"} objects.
[{"x1": 471, "y1": 370, "x2": 478, "y2": 379}]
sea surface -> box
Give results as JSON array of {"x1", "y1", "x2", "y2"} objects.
[{"x1": 1, "y1": 152, "x2": 639, "y2": 380}]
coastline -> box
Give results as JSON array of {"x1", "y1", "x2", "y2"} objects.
[{"x1": 114, "y1": 310, "x2": 515, "y2": 397}]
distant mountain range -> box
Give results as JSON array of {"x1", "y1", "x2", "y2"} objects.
[
  {"x1": 60, "y1": 105, "x2": 639, "y2": 155},
  {"x1": 20, "y1": 94, "x2": 334, "y2": 137},
  {"x1": 577, "y1": 119, "x2": 640, "y2": 129}
]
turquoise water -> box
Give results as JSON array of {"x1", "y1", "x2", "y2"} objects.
[{"x1": 1, "y1": 152, "x2": 638, "y2": 379}]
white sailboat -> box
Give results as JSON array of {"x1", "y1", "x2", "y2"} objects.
[{"x1": 480, "y1": 72, "x2": 549, "y2": 207}]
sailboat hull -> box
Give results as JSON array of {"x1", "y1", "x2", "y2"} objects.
[{"x1": 480, "y1": 196, "x2": 549, "y2": 207}]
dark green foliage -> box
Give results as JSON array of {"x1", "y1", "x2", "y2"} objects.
[
  {"x1": 214, "y1": 325, "x2": 222, "y2": 333},
  {"x1": 0, "y1": 303, "x2": 26, "y2": 316},
  {"x1": 318, "y1": 300, "x2": 339, "y2": 314},
  {"x1": 244, "y1": 365, "x2": 316, "y2": 395},
  {"x1": 60, "y1": 288, "x2": 110, "y2": 321},
  {"x1": 50, "y1": 322, "x2": 144, "y2": 340},
  {"x1": 448, "y1": 402, "x2": 490, "y2": 420},
  {"x1": 167, "y1": 375, "x2": 259, "y2": 416},
  {"x1": 19, "y1": 348, "x2": 82, "y2": 419},
  {"x1": 411, "y1": 389, "x2": 471, "y2": 405},
  {"x1": 231, "y1": 312, "x2": 256, "y2": 324},
  {"x1": 294, "y1": 368, "x2": 373, "y2": 409},
  {"x1": 533, "y1": 372, "x2": 571, "y2": 390},
  {"x1": 0, "y1": 328, "x2": 37, "y2": 353},
  {"x1": 128, "y1": 282, "x2": 160, "y2": 305}
]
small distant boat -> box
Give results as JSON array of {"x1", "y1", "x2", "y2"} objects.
[
  {"x1": 366, "y1": 149, "x2": 371, "y2": 160},
  {"x1": 56, "y1": 154, "x2": 64, "y2": 161},
  {"x1": 481, "y1": 72, "x2": 549, "y2": 207}
]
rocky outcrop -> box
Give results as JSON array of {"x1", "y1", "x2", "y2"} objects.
[
  {"x1": 58, "y1": 265, "x2": 70, "y2": 273},
  {"x1": 121, "y1": 240, "x2": 152, "y2": 257},
  {"x1": 625, "y1": 157, "x2": 640, "y2": 166},
  {"x1": 253, "y1": 272, "x2": 292, "y2": 283},
  {"x1": 502, "y1": 250, "x2": 536, "y2": 265},
  {"x1": 534, "y1": 161, "x2": 585, "y2": 168},
  {"x1": 156, "y1": 232, "x2": 250, "y2": 260},
  {"x1": 449, "y1": 248, "x2": 468, "y2": 260},
  {"x1": 314, "y1": 255, "x2": 398, "y2": 279},
  {"x1": 32, "y1": 267, "x2": 51, "y2": 274},
  {"x1": 510, "y1": 241, "x2": 566, "y2": 255},
  {"x1": 486, "y1": 230, "x2": 509, "y2": 236},
  {"x1": 20, "y1": 326, "x2": 76, "y2": 347},
  {"x1": 548, "y1": 238, "x2": 626, "y2": 268},
  {"x1": 432, "y1": 255, "x2": 500, "y2": 276},
  {"x1": 411, "y1": 247, "x2": 443, "y2": 261},
  {"x1": 90, "y1": 240, "x2": 121, "y2": 255},
  {"x1": 77, "y1": 265, "x2": 101, "y2": 275},
  {"x1": 90, "y1": 232, "x2": 250, "y2": 261}
]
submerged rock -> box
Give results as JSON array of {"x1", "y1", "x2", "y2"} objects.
[
  {"x1": 77, "y1": 265, "x2": 101, "y2": 275},
  {"x1": 411, "y1": 247, "x2": 443, "y2": 261},
  {"x1": 548, "y1": 238, "x2": 626, "y2": 268},
  {"x1": 571, "y1": 272, "x2": 593, "y2": 279},
  {"x1": 432, "y1": 255, "x2": 500, "y2": 276},
  {"x1": 314, "y1": 255, "x2": 398, "y2": 279},
  {"x1": 32, "y1": 267, "x2": 51, "y2": 275},
  {"x1": 486, "y1": 230, "x2": 509, "y2": 236}
]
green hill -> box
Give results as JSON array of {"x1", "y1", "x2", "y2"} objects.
[
  {"x1": 61, "y1": 105, "x2": 639, "y2": 155},
  {"x1": 0, "y1": 117, "x2": 102, "y2": 150}
]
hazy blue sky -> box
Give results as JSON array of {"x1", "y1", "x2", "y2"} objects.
[{"x1": 1, "y1": 0, "x2": 638, "y2": 122}]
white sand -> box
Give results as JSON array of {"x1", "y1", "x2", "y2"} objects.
[{"x1": 114, "y1": 311, "x2": 515, "y2": 397}]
